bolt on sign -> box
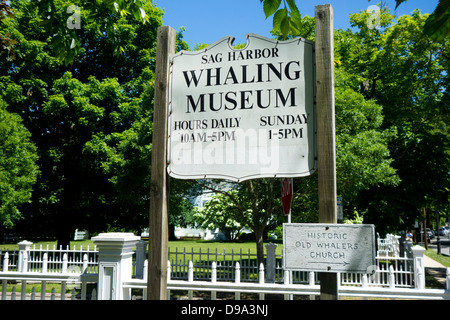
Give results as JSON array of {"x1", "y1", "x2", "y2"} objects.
[
  {"x1": 283, "y1": 224, "x2": 376, "y2": 273},
  {"x1": 167, "y1": 34, "x2": 316, "y2": 181}
]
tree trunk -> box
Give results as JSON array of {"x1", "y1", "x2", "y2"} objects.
[
  {"x1": 56, "y1": 230, "x2": 71, "y2": 249},
  {"x1": 254, "y1": 226, "x2": 265, "y2": 268}
]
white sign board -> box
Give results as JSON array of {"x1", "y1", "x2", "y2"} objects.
[
  {"x1": 283, "y1": 223, "x2": 376, "y2": 273},
  {"x1": 167, "y1": 34, "x2": 316, "y2": 181}
]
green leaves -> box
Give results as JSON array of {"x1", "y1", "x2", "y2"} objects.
[
  {"x1": 394, "y1": 0, "x2": 408, "y2": 10},
  {"x1": 260, "y1": 0, "x2": 301, "y2": 39},
  {"x1": 35, "y1": 0, "x2": 151, "y2": 65},
  {"x1": 340, "y1": 7, "x2": 450, "y2": 229},
  {"x1": 394, "y1": 0, "x2": 450, "y2": 41},
  {"x1": 0, "y1": 98, "x2": 39, "y2": 228},
  {"x1": 334, "y1": 80, "x2": 399, "y2": 202},
  {"x1": 423, "y1": 0, "x2": 450, "y2": 41},
  {"x1": 262, "y1": 0, "x2": 282, "y2": 18}
]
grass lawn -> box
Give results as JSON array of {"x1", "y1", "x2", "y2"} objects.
[
  {"x1": 0, "y1": 239, "x2": 284, "y2": 259},
  {"x1": 3, "y1": 239, "x2": 448, "y2": 265},
  {"x1": 0, "y1": 240, "x2": 95, "y2": 251},
  {"x1": 424, "y1": 249, "x2": 450, "y2": 268},
  {"x1": 168, "y1": 240, "x2": 283, "y2": 255},
  {"x1": 2, "y1": 239, "x2": 448, "y2": 295}
]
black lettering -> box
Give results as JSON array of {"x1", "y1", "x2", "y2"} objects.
[
  {"x1": 224, "y1": 67, "x2": 239, "y2": 85},
  {"x1": 256, "y1": 90, "x2": 271, "y2": 109},
  {"x1": 260, "y1": 116, "x2": 267, "y2": 126},
  {"x1": 206, "y1": 68, "x2": 221, "y2": 86},
  {"x1": 224, "y1": 91, "x2": 238, "y2": 110},
  {"x1": 210, "y1": 93, "x2": 221, "y2": 111},
  {"x1": 186, "y1": 94, "x2": 205, "y2": 113},
  {"x1": 267, "y1": 63, "x2": 283, "y2": 82},
  {"x1": 285, "y1": 61, "x2": 301, "y2": 80},
  {"x1": 240, "y1": 91, "x2": 253, "y2": 109},
  {"x1": 275, "y1": 88, "x2": 297, "y2": 107},
  {"x1": 256, "y1": 64, "x2": 263, "y2": 82},
  {"x1": 303, "y1": 114, "x2": 309, "y2": 124},
  {"x1": 183, "y1": 70, "x2": 203, "y2": 88},
  {"x1": 242, "y1": 65, "x2": 255, "y2": 84},
  {"x1": 272, "y1": 47, "x2": 279, "y2": 57}
]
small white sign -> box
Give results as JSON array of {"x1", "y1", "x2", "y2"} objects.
[
  {"x1": 283, "y1": 223, "x2": 376, "y2": 273},
  {"x1": 167, "y1": 34, "x2": 316, "y2": 181}
]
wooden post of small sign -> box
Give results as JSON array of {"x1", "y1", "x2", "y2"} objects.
[
  {"x1": 315, "y1": 4, "x2": 338, "y2": 300},
  {"x1": 148, "y1": 26, "x2": 176, "y2": 300}
]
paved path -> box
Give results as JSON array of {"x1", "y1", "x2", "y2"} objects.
[{"x1": 422, "y1": 240, "x2": 449, "y2": 288}]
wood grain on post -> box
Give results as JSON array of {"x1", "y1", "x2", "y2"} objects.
[
  {"x1": 315, "y1": 4, "x2": 338, "y2": 300},
  {"x1": 148, "y1": 26, "x2": 176, "y2": 300}
]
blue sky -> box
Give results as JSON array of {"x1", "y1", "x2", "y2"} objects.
[{"x1": 153, "y1": 0, "x2": 439, "y2": 48}]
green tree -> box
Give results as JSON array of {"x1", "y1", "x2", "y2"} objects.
[
  {"x1": 396, "y1": 0, "x2": 450, "y2": 41},
  {"x1": 260, "y1": 0, "x2": 450, "y2": 41},
  {"x1": 286, "y1": 69, "x2": 400, "y2": 226},
  {"x1": 330, "y1": 8, "x2": 449, "y2": 234},
  {"x1": 0, "y1": 0, "x2": 187, "y2": 246},
  {"x1": 36, "y1": 0, "x2": 151, "y2": 65},
  {"x1": 0, "y1": 98, "x2": 39, "y2": 228},
  {"x1": 194, "y1": 4, "x2": 401, "y2": 264},
  {"x1": 198, "y1": 179, "x2": 280, "y2": 265},
  {"x1": 196, "y1": 192, "x2": 247, "y2": 241}
]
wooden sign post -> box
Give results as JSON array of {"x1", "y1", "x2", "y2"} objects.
[
  {"x1": 315, "y1": 4, "x2": 338, "y2": 300},
  {"x1": 148, "y1": 4, "x2": 335, "y2": 300},
  {"x1": 148, "y1": 26, "x2": 176, "y2": 300}
]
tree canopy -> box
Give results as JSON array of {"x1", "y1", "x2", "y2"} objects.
[
  {"x1": 0, "y1": 0, "x2": 188, "y2": 245},
  {"x1": 0, "y1": 97, "x2": 39, "y2": 228},
  {"x1": 0, "y1": 0, "x2": 448, "y2": 247},
  {"x1": 202, "y1": 4, "x2": 449, "y2": 243},
  {"x1": 260, "y1": 0, "x2": 450, "y2": 41}
]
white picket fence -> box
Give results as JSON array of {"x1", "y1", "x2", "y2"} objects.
[
  {"x1": 168, "y1": 244, "x2": 415, "y2": 288},
  {"x1": 124, "y1": 259, "x2": 450, "y2": 300},
  {"x1": 1, "y1": 250, "x2": 98, "y2": 300},
  {"x1": 1, "y1": 233, "x2": 450, "y2": 300},
  {"x1": 377, "y1": 233, "x2": 401, "y2": 257}
]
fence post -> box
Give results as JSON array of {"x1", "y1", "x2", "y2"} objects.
[
  {"x1": 389, "y1": 266, "x2": 395, "y2": 289},
  {"x1": 259, "y1": 263, "x2": 265, "y2": 300},
  {"x1": 166, "y1": 260, "x2": 170, "y2": 300},
  {"x1": 2, "y1": 254, "x2": 7, "y2": 299},
  {"x1": 235, "y1": 262, "x2": 241, "y2": 300},
  {"x1": 91, "y1": 232, "x2": 140, "y2": 300},
  {"x1": 18, "y1": 240, "x2": 32, "y2": 272},
  {"x1": 11, "y1": 286, "x2": 16, "y2": 300},
  {"x1": 42, "y1": 253, "x2": 48, "y2": 273},
  {"x1": 211, "y1": 261, "x2": 217, "y2": 300},
  {"x1": 31, "y1": 287, "x2": 36, "y2": 300},
  {"x1": 265, "y1": 243, "x2": 277, "y2": 283},
  {"x1": 188, "y1": 261, "x2": 193, "y2": 300},
  {"x1": 82, "y1": 254, "x2": 88, "y2": 273},
  {"x1": 62, "y1": 253, "x2": 68, "y2": 273},
  {"x1": 284, "y1": 269, "x2": 290, "y2": 300},
  {"x1": 2, "y1": 252, "x2": 8, "y2": 272},
  {"x1": 412, "y1": 245, "x2": 425, "y2": 290},
  {"x1": 41, "y1": 281, "x2": 46, "y2": 300},
  {"x1": 21, "y1": 280, "x2": 26, "y2": 300},
  {"x1": 135, "y1": 240, "x2": 147, "y2": 279},
  {"x1": 446, "y1": 267, "x2": 450, "y2": 291}
]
